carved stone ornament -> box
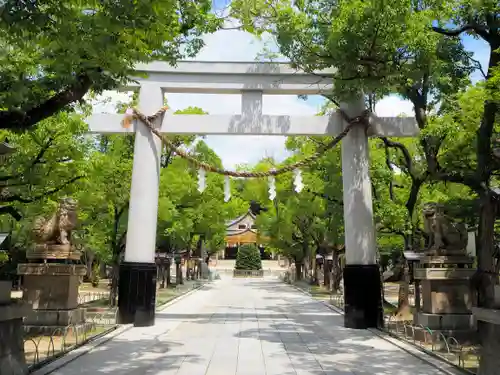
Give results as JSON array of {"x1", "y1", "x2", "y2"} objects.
[
  {"x1": 422, "y1": 202, "x2": 468, "y2": 255},
  {"x1": 32, "y1": 197, "x2": 77, "y2": 246}
]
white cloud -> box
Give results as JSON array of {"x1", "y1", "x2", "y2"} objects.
[
  {"x1": 92, "y1": 27, "x2": 414, "y2": 169},
  {"x1": 375, "y1": 95, "x2": 414, "y2": 117}
]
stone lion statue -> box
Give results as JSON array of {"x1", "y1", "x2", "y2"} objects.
[
  {"x1": 422, "y1": 202, "x2": 468, "y2": 254},
  {"x1": 32, "y1": 198, "x2": 78, "y2": 245}
]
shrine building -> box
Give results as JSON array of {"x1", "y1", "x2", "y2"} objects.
[{"x1": 222, "y1": 210, "x2": 272, "y2": 260}]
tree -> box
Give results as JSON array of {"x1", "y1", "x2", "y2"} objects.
[
  {"x1": 79, "y1": 133, "x2": 133, "y2": 304},
  {"x1": 0, "y1": 111, "x2": 90, "y2": 280},
  {"x1": 235, "y1": 244, "x2": 262, "y2": 270},
  {"x1": 232, "y1": 0, "x2": 496, "y2": 313},
  {"x1": 0, "y1": 112, "x2": 89, "y2": 221},
  {"x1": 0, "y1": 0, "x2": 221, "y2": 130}
]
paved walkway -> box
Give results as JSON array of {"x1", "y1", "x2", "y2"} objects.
[{"x1": 45, "y1": 277, "x2": 451, "y2": 375}]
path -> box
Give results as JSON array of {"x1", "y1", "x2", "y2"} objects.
[{"x1": 39, "y1": 277, "x2": 454, "y2": 375}]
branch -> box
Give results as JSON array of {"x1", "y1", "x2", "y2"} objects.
[
  {"x1": 0, "y1": 206, "x2": 22, "y2": 221},
  {"x1": 467, "y1": 55, "x2": 487, "y2": 79},
  {"x1": 0, "y1": 72, "x2": 97, "y2": 131},
  {"x1": 0, "y1": 136, "x2": 57, "y2": 182},
  {"x1": 380, "y1": 137, "x2": 413, "y2": 170},
  {"x1": 0, "y1": 175, "x2": 84, "y2": 203},
  {"x1": 432, "y1": 24, "x2": 490, "y2": 42},
  {"x1": 306, "y1": 188, "x2": 343, "y2": 206}
]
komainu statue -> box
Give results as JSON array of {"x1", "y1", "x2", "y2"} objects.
[
  {"x1": 32, "y1": 198, "x2": 78, "y2": 245},
  {"x1": 422, "y1": 202, "x2": 468, "y2": 254}
]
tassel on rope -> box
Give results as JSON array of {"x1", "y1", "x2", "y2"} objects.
[
  {"x1": 224, "y1": 176, "x2": 231, "y2": 202},
  {"x1": 121, "y1": 108, "x2": 134, "y2": 129},
  {"x1": 268, "y1": 175, "x2": 276, "y2": 200},
  {"x1": 197, "y1": 168, "x2": 206, "y2": 193},
  {"x1": 293, "y1": 169, "x2": 304, "y2": 193}
]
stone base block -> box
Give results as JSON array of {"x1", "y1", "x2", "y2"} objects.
[
  {"x1": 18, "y1": 264, "x2": 86, "y2": 310},
  {"x1": 23, "y1": 308, "x2": 85, "y2": 326},
  {"x1": 27, "y1": 244, "x2": 81, "y2": 261},
  {"x1": 0, "y1": 306, "x2": 27, "y2": 375},
  {"x1": 343, "y1": 264, "x2": 383, "y2": 329},
  {"x1": 0, "y1": 352, "x2": 28, "y2": 375},
  {"x1": 118, "y1": 262, "x2": 156, "y2": 327},
  {"x1": 414, "y1": 312, "x2": 475, "y2": 331},
  {"x1": 420, "y1": 278, "x2": 473, "y2": 314}
]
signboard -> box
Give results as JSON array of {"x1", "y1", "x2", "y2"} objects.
[{"x1": 403, "y1": 251, "x2": 424, "y2": 261}]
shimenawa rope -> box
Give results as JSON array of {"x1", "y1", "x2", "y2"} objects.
[{"x1": 124, "y1": 106, "x2": 371, "y2": 178}]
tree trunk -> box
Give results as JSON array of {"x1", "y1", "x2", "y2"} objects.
[
  {"x1": 166, "y1": 259, "x2": 171, "y2": 287},
  {"x1": 476, "y1": 193, "x2": 499, "y2": 375},
  {"x1": 180, "y1": 262, "x2": 184, "y2": 284},
  {"x1": 158, "y1": 264, "x2": 166, "y2": 288},
  {"x1": 99, "y1": 262, "x2": 107, "y2": 279},
  {"x1": 303, "y1": 255, "x2": 310, "y2": 281},
  {"x1": 474, "y1": 37, "x2": 500, "y2": 375},
  {"x1": 84, "y1": 250, "x2": 95, "y2": 281},
  {"x1": 476, "y1": 193, "x2": 496, "y2": 309},
  {"x1": 395, "y1": 259, "x2": 412, "y2": 320},
  {"x1": 109, "y1": 262, "x2": 119, "y2": 307},
  {"x1": 294, "y1": 260, "x2": 302, "y2": 281},
  {"x1": 311, "y1": 253, "x2": 319, "y2": 285},
  {"x1": 323, "y1": 255, "x2": 331, "y2": 289},
  {"x1": 331, "y1": 250, "x2": 342, "y2": 293},
  {"x1": 175, "y1": 262, "x2": 182, "y2": 285}
]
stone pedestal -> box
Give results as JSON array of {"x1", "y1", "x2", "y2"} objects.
[
  {"x1": 413, "y1": 255, "x2": 475, "y2": 334},
  {"x1": 17, "y1": 263, "x2": 86, "y2": 332},
  {"x1": 27, "y1": 244, "x2": 82, "y2": 262},
  {"x1": 0, "y1": 281, "x2": 29, "y2": 375}
]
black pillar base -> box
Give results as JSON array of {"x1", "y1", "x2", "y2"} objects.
[
  {"x1": 343, "y1": 264, "x2": 383, "y2": 329},
  {"x1": 118, "y1": 262, "x2": 157, "y2": 327}
]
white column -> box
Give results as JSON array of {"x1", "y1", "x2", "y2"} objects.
[
  {"x1": 124, "y1": 84, "x2": 163, "y2": 263},
  {"x1": 241, "y1": 90, "x2": 263, "y2": 117},
  {"x1": 340, "y1": 95, "x2": 377, "y2": 265}
]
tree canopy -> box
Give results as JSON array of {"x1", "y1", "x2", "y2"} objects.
[{"x1": 0, "y1": 0, "x2": 221, "y2": 130}]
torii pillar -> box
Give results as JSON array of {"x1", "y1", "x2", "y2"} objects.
[
  {"x1": 340, "y1": 95, "x2": 382, "y2": 329},
  {"x1": 117, "y1": 84, "x2": 163, "y2": 326}
]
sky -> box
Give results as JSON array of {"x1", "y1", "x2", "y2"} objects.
[{"x1": 94, "y1": 7, "x2": 490, "y2": 169}]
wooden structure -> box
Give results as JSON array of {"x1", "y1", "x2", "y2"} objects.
[{"x1": 223, "y1": 210, "x2": 269, "y2": 259}]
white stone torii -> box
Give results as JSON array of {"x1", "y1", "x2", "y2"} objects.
[{"x1": 86, "y1": 61, "x2": 418, "y2": 329}]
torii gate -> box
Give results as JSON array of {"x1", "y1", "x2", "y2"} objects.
[{"x1": 86, "y1": 61, "x2": 418, "y2": 329}]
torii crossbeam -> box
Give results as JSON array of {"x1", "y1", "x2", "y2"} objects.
[{"x1": 86, "y1": 61, "x2": 419, "y2": 329}]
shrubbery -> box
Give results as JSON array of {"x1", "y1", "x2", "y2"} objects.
[{"x1": 235, "y1": 244, "x2": 262, "y2": 270}]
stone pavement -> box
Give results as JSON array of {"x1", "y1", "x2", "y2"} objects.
[{"x1": 43, "y1": 277, "x2": 452, "y2": 375}]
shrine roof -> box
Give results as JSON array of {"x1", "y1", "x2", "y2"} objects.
[{"x1": 225, "y1": 210, "x2": 256, "y2": 228}]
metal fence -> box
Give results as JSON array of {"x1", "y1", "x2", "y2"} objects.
[
  {"x1": 23, "y1": 278, "x2": 208, "y2": 372},
  {"x1": 280, "y1": 274, "x2": 480, "y2": 375},
  {"x1": 24, "y1": 311, "x2": 119, "y2": 371},
  {"x1": 327, "y1": 293, "x2": 480, "y2": 374}
]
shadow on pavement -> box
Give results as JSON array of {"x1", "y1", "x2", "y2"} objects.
[
  {"x1": 47, "y1": 277, "x2": 446, "y2": 375},
  {"x1": 48, "y1": 334, "x2": 203, "y2": 375}
]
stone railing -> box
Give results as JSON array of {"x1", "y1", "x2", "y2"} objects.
[{"x1": 232, "y1": 269, "x2": 264, "y2": 277}]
